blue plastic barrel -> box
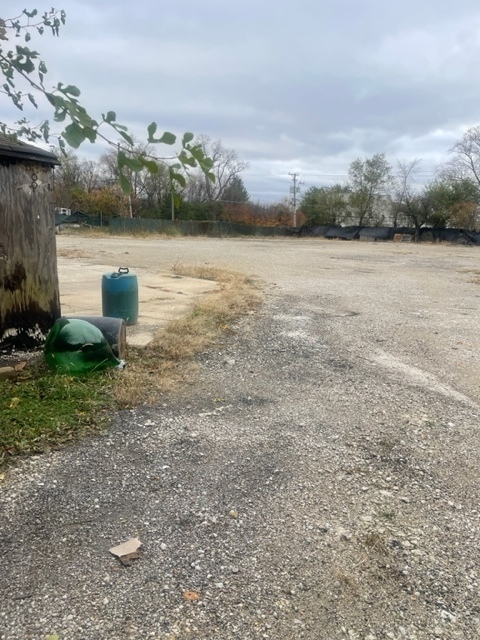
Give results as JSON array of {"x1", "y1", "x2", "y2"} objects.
[{"x1": 102, "y1": 267, "x2": 139, "y2": 326}]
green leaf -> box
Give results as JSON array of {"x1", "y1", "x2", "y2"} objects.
[
  {"x1": 178, "y1": 153, "x2": 197, "y2": 168},
  {"x1": 118, "y1": 173, "x2": 132, "y2": 195},
  {"x1": 157, "y1": 131, "x2": 176, "y2": 145},
  {"x1": 62, "y1": 122, "x2": 86, "y2": 149},
  {"x1": 171, "y1": 171, "x2": 186, "y2": 188},
  {"x1": 189, "y1": 145, "x2": 205, "y2": 163},
  {"x1": 147, "y1": 125, "x2": 176, "y2": 145},
  {"x1": 142, "y1": 159, "x2": 159, "y2": 174},
  {"x1": 206, "y1": 172, "x2": 216, "y2": 183},
  {"x1": 118, "y1": 150, "x2": 143, "y2": 172},
  {"x1": 45, "y1": 93, "x2": 57, "y2": 107},
  {"x1": 147, "y1": 122, "x2": 157, "y2": 141},
  {"x1": 15, "y1": 46, "x2": 39, "y2": 58},
  {"x1": 83, "y1": 127, "x2": 97, "y2": 144},
  {"x1": 182, "y1": 132, "x2": 194, "y2": 145},
  {"x1": 68, "y1": 105, "x2": 97, "y2": 129},
  {"x1": 39, "y1": 120, "x2": 50, "y2": 142},
  {"x1": 201, "y1": 157, "x2": 214, "y2": 171},
  {"x1": 104, "y1": 111, "x2": 116, "y2": 123},
  {"x1": 12, "y1": 56, "x2": 35, "y2": 74},
  {"x1": 118, "y1": 130, "x2": 134, "y2": 146},
  {"x1": 58, "y1": 83, "x2": 81, "y2": 97},
  {"x1": 45, "y1": 92, "x2": 68, "y2": 122},
  {"x1": 45, "y1": 93, "x2": 68, "y2": 120}
]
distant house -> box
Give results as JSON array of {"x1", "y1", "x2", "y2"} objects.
[
  {"x1": 55, "y1": 207, "x2": 71, "y2": 216},
  {"x1": 55, "y1": 209, "x2": 89, "y2": 226}
]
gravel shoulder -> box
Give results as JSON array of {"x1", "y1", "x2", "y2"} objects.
[{"x1": 1, "y1": 236, "x2": 480, "y2": 640}]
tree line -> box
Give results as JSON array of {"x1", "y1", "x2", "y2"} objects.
[
  {"x1": 53, "y1": 135, "x2": 255, "y2": 220},
  {"x1": 53, "y1": 136, "x2": 298, "y2": 226},
  {"x1": 299, "y1": 127, "x2": 480, "y2": 235}
]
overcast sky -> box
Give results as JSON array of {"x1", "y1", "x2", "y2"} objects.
[{"x1": 3, "y1": 0, "x2": 480, "y2": 202}]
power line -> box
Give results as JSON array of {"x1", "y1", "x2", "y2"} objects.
[{"x1": 277, "y1": 171, "x2": 437, "y2": 178}]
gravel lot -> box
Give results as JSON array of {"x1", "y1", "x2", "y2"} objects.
[{"x1": 1, "y1": 236, "x2": 480, "y2": 640}]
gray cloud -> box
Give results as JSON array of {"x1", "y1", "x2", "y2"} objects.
[{"x1": 3, "y1": 0, "x2": 480, "y2": 201}]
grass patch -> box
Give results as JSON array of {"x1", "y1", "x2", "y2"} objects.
[
  {"x1": 0, "y1": 360, "x2": 114, "y2": 466},
  {"x1": 1, "y1": 265, "x2": 262, "y2": 465}
]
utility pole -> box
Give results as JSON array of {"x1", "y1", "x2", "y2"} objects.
[{"x1": 288, "y1": 172, "x2": 302, "y2": 227}]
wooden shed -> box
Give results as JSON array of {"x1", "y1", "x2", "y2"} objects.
[{"x1": 0, "y1": 135, "x2": 61, "y2": 349}]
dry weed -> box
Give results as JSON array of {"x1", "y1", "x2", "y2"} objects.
[
  {"x1": 56, "y1": 248, "x2": 95, "y2": 259},
  {"x1": 113, "y1": 264, "x2": 262, "y2": 407},
  {"x1": 334, "y1": 572, "x2": 360, "y2": 595},
  {"x1": 59, "y1": 226, "x2": 110, "y2": 238}
]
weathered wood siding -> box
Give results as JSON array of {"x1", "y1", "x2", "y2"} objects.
[{"x1": 0, "y1": 159, "x2": 60, "y2": 347}]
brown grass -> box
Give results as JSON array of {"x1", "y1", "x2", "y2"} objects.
[
  {"x1": 56, "y1": 248, "x2": 96, "y2": 259},
  {"x1": 58, "y1": 226, "x2": 110, "y2": 238},
  {"x1": 62, "y1": 226, "x2": 183, "y2": 239},
  {"x1": 456, "y1": 268, "x2": 480, "y2": 285},
  {"x1": 113, "y1": 264, "x2": 262, "y2": 407}
]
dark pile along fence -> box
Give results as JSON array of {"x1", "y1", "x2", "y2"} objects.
[{"x1": 298, "y1": 225, "x2": 480, "y2": 245}]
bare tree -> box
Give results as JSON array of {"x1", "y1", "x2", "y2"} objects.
[
  {"x1": 392, "y1": 159, "x2": 422, "y2": 227},
  {"x1": 447, "y1": 126, "x2": 480, "y2": 187},
  {"x1": 53, "y1": 150, "x2": 83, "y2": 209},
  {"x1": 393, "y1": 160, "x2": 432, "y2": 239},
  {"x1": 183, "y1": 136, "x2": 248, "y2": 202},
  {"x1": 79, "y1": 159, "x2": 103, "y2": 193}
]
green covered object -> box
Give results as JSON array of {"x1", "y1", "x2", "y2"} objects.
[{"x1": 44, "y1": 318, "x2": 121, "y2": 375}]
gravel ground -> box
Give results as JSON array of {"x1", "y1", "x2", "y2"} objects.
[{"x1": 1, "y1": 236, "x2": 480, "y2": 640}]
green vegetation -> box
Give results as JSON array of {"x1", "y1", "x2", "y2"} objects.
[
  {"x1": 0, "y1": 360, "x2": 113, "y2": 466},
  {"x1": 0, "y1": 265, "x2": 262, "y2": 468},
  {"x1": 299, "y1": 131, "x2": 480, "y2": 231},
  {"x1": 300, "y1": 184, "x2": 351, "y2": 226}
]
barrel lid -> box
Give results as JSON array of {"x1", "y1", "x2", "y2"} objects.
[{"x1": 106, "y1": 267, "x2": 135, "y2": 278}]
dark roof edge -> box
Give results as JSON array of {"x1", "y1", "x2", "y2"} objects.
[{"x1": 0, "y1": 134, "x2": 60, "y2": 165}]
